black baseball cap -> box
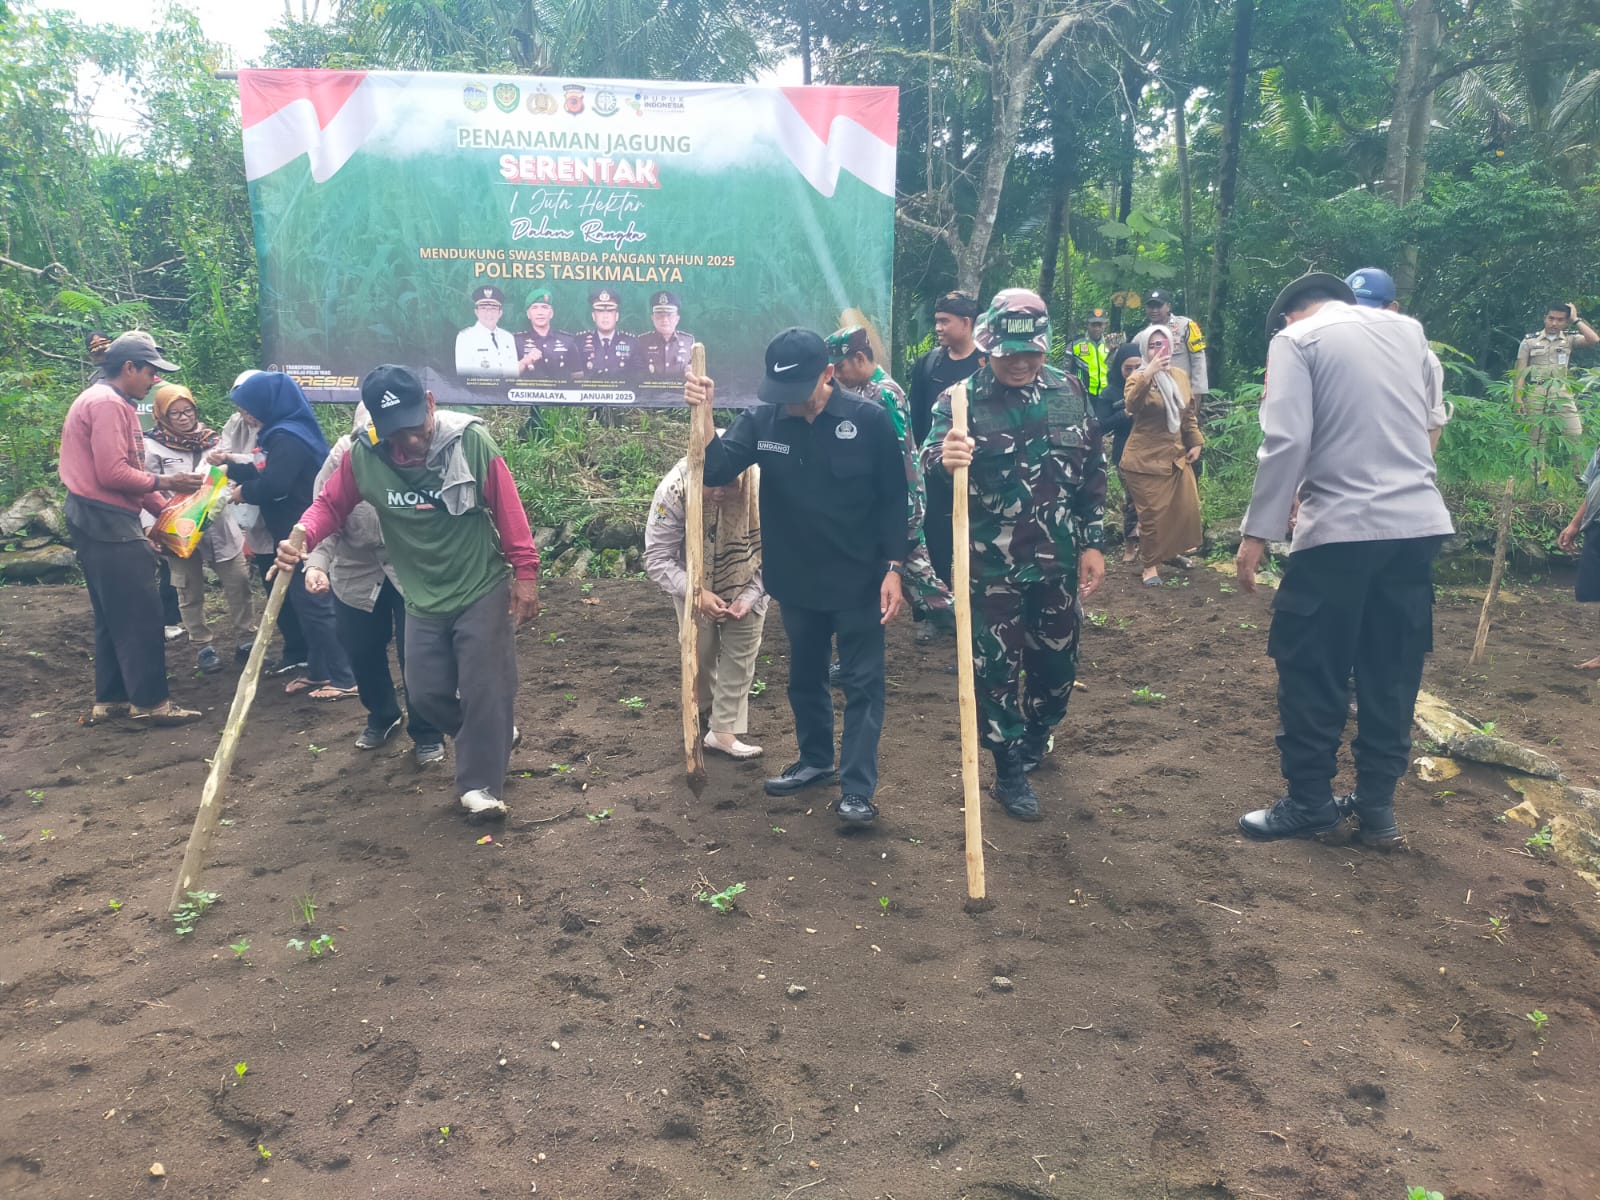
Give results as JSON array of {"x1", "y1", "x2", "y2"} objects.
[
  {"x1": 1265, "y1": 271, "x2": 1356, "y2": 336},
  {"x1": 757, "y1": 328, "x2": 829, "y2": 406},
  {"x1": 1146, "y1": 290, "x2": 1174, "y2": 308},
  {"x1": 361, "y1": 364, "x2": 429, "y2": 440}
]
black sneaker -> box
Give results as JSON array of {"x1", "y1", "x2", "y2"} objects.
[
  {"x1": 414, "y1": 740, "x2": 446, "y2": 767},
  {"x1": 355, "y1": 716, "x2": 401, "y2": 750},
  {"x1": 196, "y1": 645, "x2": 223, "y2": 675},
  {"x1": 836, "y1": 793, "x2": 879, "y2": 825},
  {"x1": 267, "y1": 657, "x2": 308, "y2": 677},
  {"x1": 1238, "y1": 795, "x2": 1345, "y2": 841},
  {"x1": 764, "y1": 761, "x2": 837, "y2": 797}
]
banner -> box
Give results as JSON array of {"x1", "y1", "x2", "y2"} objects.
[{"x1": 239, "y1": 70, "x2": 898, "y2": 407}]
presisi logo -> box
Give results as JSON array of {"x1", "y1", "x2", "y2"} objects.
[{"x1": 388, "y1": 489, "x2": 442, "y2": 510}]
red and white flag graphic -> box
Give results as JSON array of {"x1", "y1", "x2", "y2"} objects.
[
  {"x1": 239, "y1": 70, "x2": 385, "y2": 184},
  {"x1": 771, "y1": 87, "x2": 898, "y2": 198}
]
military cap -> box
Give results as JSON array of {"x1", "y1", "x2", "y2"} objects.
[
  {"x1": 826, "y1": 325, "x2": 873, "y2": 362},
  {"x1": 649, "y1": 290, "x2": 680, "y2": 312},
  {"x1": 589, "y1": 288, "x2": 620, "y2": 310},
  {"x1": 524, "y1": 287, "x2": 554, "y2": 307},
  {"x1": 975, "y1": 288, "x2": 1051, "y2": 357},
  {"x1": 1087, "y1": 308, "x2": 1108, "y2": 323},
  {"x1": 1265, "y1": 272, "x2": 1356, "y2": 337},
  {"x1": 472, "y1": 285, "x2": 506, "y2": 306}
]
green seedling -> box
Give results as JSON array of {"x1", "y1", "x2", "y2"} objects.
[
  {"x1": 759, "y1": 654, "x2": 772, "y2": 664},
  {"x1": 1478, "y1": 720, "x2": 1497, "y2": 735},
  {"x1": 1484, "y1": 915, "x2": 1509, "y2": 944},
  {"x1": 438, "y1": 1125, "x2": 451, "y2": 1142},
  {"x1": 38, "y1": 828, "x2": 54, "y2": 841},
  {"x1": 618, "y1": 696, "x2": 646, "y2": 713},
  {"x1": 234, "y1": 1061, "x2": 248, "y2": 1079},
  {"x1": 1219, "y1": 584, "x2": 1236, "y2": 594},
  {"x1": 172, "y1": 889, "x2": 219, "y2": 936},
  {"x1": 256, "y1": 1144, "x2": 272, "y2": 1161},
  {"x1": 749, "y1": 678, "x2": 767, "y2": 697},
  {"x1": 1238, "y1": 622, "x2": 1257, "y2": 630},
  {"x1": 308, "y1": 743, "x2": 325, "y2": 755},
  {"x1": 107, "y1": 899, "x2": 122, "y2": 912},
  {"x1": 1406, "y1": 1189, "x2": 1443, "y2": 1200},
  {"x1": 287, "y1": 932, "x2": 336, "y2": 958},
  {"x1": 27, "y1": 788, "x2": 44, "y2": 804},
  {"x1": 1087, "y1": 611, "x2": 1109, "y2": 628},
  {"x1": 544, "y1": 631, "x2": 564, "y2": 646},
  {"x1": 771, "y1": 825, "x2": 785, "y2": 834},
  {"x1": 1525, "y1": 825, "x2": 1554, "y2": 854},
  {"x1": 292, "y1": 894, "x2": 317, "y2": 925},
  {"x1": 230, "y1": 937, "x2": 250, "y2": 959},
  {"x1": 907, "y1": 837, "x2": 923, "y2": 845},
  {"x1": 551, "y1": 762, "x2": 574, "y2": 776},
  {"x1": 581, "y1": 581, "x2": 594, "y2": 596},
  {"x1": 586, "y1": 808, "x2": 613, "y2": 823},
  {"x1": 563, "y1": 692, "x2": 576, "y2": 703},
  {"x1": 878, "y1": 896, "x2": 890, "y2": 915},
  {"x1": 1130, "y1": 687, "x2": 1166, "y2": 705},
  {"x1": 1493, "y1": 813, "x2": 1509, "y2": 824},
  {"x1": 696, "y1": 881, "x2": 746, "y2": 913},
  {"x1": 1526, "y1": 1009, "x2": 1549, "y2": 1038}
]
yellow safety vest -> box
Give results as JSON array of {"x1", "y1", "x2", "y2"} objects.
[{"x1": 1070, "y1": 338, "x2": 1109, "y2": 395}]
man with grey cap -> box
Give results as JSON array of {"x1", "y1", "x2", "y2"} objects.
[
  {"x1": 639, "y1": 290, "x2": 695, "y2": 378},
  {"x1": 455, "y1": 284, "x2": 521, "y2": 378},
  {"x1": 1235, "y1": 272, "x2": 1454, "y2": 847},
  {"x1": 59, "y1": 332, "x2": 205, "y2": 725}
]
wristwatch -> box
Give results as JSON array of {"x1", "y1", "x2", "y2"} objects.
[{"x1": 887, "y1": 561, "x2": 906, "y2": 578}]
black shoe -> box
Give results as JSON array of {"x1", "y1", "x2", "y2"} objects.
[
  {"x1": 991, "y1": 744, "x2": 1042, "y2": 821},
  {"x1": 267, "y1": 656, "x2": 308, "y2": 677},
  {"x1": 764, "y1": 761, "x2": 837, "y2": 797},
  {"x1": 355, "y1": 716, "x2": 402, "y2": 750},
  {"x1": 1238, "y1": 794, "x2": 1345, "y2": 841},
  {"x1": 1334, "y1": 791, "x2": 1404, "y2": 846},
  {"x1": 414, "y1": 740, "x2": 446, "y2": 767},
  {"x1": 836, "y1": 793, "x2": 879, "y2": 825},
  {"x1": 1019, "y1": 725, "x2": 1053, "y2": 774},
  {"x1": 828, "y1": 661, "x2": 842, "y2": 689},
  {"x1": 196, "y1": 645, "x2": 223, "y2": 675},
  {"x1": 235, "y1": 642, "x2": 253, "y2": 661},
  {"x1": 913, "y1": 621, "x2": 935, "y2": 646}
]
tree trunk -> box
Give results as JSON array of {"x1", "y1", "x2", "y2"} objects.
[
  {"x1": 1039, "y1": 82, "x2": 1074, "y2": 309},
  {"x1": 1039, "y1": 189, "x2": 1065, "y2": 303},
  {"x1": 1382, "y1": 0, "x2": 1441, "y2": 301},
  {"x1": 1173, "y1": 86, "x2": 1195, "y2": 310},
  {"x1": 1206, "y1": 0, "x2": 1256, "y2": 389}
]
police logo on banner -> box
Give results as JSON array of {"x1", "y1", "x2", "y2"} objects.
[
  {"x1": 527, "y1": 87, "x2": 557, "y2": 116},
  {"x1": 835, "y1": 420, "x2": 858, "y2": 440},
  {"x1": 563, "y1": 84, "x2": 585, "y2": 116},
  {"x1": 493, "y1": 83, "x2": 520, "y2": 113},
  {"x1": 462, "y1": 84, "x2": 488, "y2": 113}
]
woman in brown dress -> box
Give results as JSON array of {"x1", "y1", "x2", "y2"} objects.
[{"x1": 1122, "y1": 325, "x2": 1204, "y2": 586}]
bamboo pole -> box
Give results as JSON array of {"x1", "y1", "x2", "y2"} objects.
[
  {"x1": 169, "y1": 524, "x2": 305, "y2": 912},
  {"x1": 682, "y1": 344, "x2": 710, "y2": 796},
  {"x1": 950, "y1": 383, "x2": 987, "y2": 901},
  {"x1": 1469, "y1": 477, "x2": 1516, "y2": 665}
]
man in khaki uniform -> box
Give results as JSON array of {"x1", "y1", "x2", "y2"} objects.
[{"x1": 1515, "y1": 302, "x2": 1598, "y2": 470}]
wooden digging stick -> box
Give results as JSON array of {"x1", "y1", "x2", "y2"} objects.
[
  {"x1": 681, "y1": 343, "x2": 710, "y2": 796},
  {"x1": 168, "y1": 524, "x2": 306, "y2": 912},
  {"x1": 1469, "y1": 477, "x2": 1516, "y2": 665},
  {"x1": 949, "y1": 383, "x2": 987, "y2": 902}
]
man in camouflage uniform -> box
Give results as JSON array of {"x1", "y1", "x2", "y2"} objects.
[
  {"x1": 1515, "y1": 301, "x2": 1598, "y2": 472},
  {"x1": 1069, "y1": 309, "x2": 1111, "y2": 399},
  {"x1": 572, "y1": 288, "x2": 639, "y2": 384},
  {"x1": 638, "y1": 290, "x2": 695, "y2": 378},
  {"x1": 829, "y1": 325, "x2": 955, "y2": 643},
  {"x1": 924, "y1": 289, "x2": 1107, "y2": 821},
  {"x1": 514, "y1": 287, "x2": 576, "y2": 380}
]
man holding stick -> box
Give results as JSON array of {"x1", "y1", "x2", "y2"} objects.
[
  {"x1": 1234, "y1": 273, "x2": 1453, "y2": 846},
  {"x1": 684, "y1": 329, "x2": 906, "y2": 827},
  {"x1": 274, "y1": 365, "x2": 541, "y2": 820},
  {"x1": 925, "y1": 289, "x2": 1106, "y2": 821}
]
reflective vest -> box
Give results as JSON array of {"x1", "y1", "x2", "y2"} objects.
[{"x1": 1070, "y1": 337, "x2": 1109, "y2": 396}]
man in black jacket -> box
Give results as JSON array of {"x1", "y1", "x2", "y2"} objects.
[
  {"x1": 1096, "y1": 340, "x2": 1143, "y2": 562},
  {"x1": 684, "y1": 329, "x2": 907, "y2": 827},
  {"x1": 908, "y1": 292, "x2": 984, "y2": 585}
]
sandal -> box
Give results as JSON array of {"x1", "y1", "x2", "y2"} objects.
[
  {"x1": 1142, "y1": 574, "x2": 1162, "y2": 587},
  {"x1": 85, "y1": 702, "x2": 131, "y2": 725},
  {"x1": 128, "y1": 700, "x2": 203, "y2": 726},
  {"x1": 284, "y1": 677, "x2": 328, "y2": 696},
  {"x1": 309, "y1": 684, "x2": 359, "y2": 702}
]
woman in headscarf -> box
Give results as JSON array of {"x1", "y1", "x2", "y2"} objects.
[
  {"x1": 1121, "y1": 325, "x2": 1204, "y2": 586},
  {"x1": 142, "y1": 383, "x2": 258, "y2": 674},
  {"x1": 225, "y1": 372, "x2": 356, "y2": 699}
]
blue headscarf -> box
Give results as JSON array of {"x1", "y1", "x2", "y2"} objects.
[{"x1": 231, "y1": 372, "x2": 330, "y2": 461}]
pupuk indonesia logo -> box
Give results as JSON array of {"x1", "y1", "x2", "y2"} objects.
[
  {"x1": 462, "y1": 84, "x2": 488, "y2": 113},
  {"x1": 563, "y1": 84, "x2": 585, "y2": 116},
  {"x1": 493, "y1": 82, "x2": 520, "y2": 113}
]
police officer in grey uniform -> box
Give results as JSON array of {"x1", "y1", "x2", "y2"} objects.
[
  {"x1": 572, "y1": 288, "x2": 639, "y2": 383},
  {"x1": 638, "y1": 290, "x2": 695, "y2": 379},
  {"x1": 514, "y1": 288, "x2": 576, "y2": 380},
  {"x1": 1515, "y1": 301, "x2": 1599, "y2": 469},
  {"x1": 454, "y1": 285, "x2": 521, "y2": 378}
]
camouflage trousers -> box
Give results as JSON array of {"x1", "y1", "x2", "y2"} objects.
[
  {"x1": 906, "y1": 533, "x2": 952, "y2": 617},
  {"x1": 971, "y1": 573, "x2": 1081, "y2": 748}
]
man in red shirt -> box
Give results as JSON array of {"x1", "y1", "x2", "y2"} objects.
[{"x1": 59, "y1": 331, "x2": 206, "y2": 725}]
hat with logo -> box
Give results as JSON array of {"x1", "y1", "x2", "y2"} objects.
[
  {"x1": 1266, "y1": 271, "x2": 1357, "y2": 336},
  {"x1": 1146, "y1": 290, "x2": 1174, "y2": 308},
  {"x1": 650, "y1": 290, "x2": 680, "y2": 312},
  {"x1": 1344, "y1": 268, "x2": 1396, "y2": 308},
  {"x1": 360, "y1": 364, "x2": 429, "y2": 441},
  {"x1": 1087, "y1": 308, "x2": 1108, "y2": 324},
  {"x1": 826, "y1": 325, "x2": 873, "y2": 362},
  {"x1": 590, "y1": 288, "x2": 620, "y2": 310},
  {"x1": 101, "y1": 330, "x2": 179, "y2": 373},
  {"x1": 757, "y1": 328, "x2": 830, "y2": 406},
  {"x1": 524, "y1": 287, "x2": 554, "y2": 308},
  {"x1": 472, "y1": 285, "x2": 505, "y2": 307},
  {"x1": 975, "y1": 288, "x2": 1051, "y2": 357}
]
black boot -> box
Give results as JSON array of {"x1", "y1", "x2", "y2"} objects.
[
  {"x1": 991, "y1": 744, "x2": 1042, "y2": 821},
  {"x1": 1019, "y1": 724, "x2": 1052, "y2": 774},
  {"x1": 1237, "y1": 793, "x2": 1344, "y2": 841},
  {"x1": 1334, "y1": 791, "x2": 1404, "y2": 846}
]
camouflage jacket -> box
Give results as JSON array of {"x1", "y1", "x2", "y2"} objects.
[
  {"x1": 921, "y1": 362, "x2": 1106, "y2": 582},
  {"x1": 845, "y1": 366, "x2": 925, "y2": 534}
]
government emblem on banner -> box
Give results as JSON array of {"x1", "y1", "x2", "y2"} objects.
[
  {"x1": 595, "y1": 89, "x2": 619, "y2": 117},
  {"x1": 493, "y1": 83, "x2": 520, "y2": 113},
  {"x1": 527, "y1": 87, "x2": 557, "y2": 116},
  {"x1": 563, "y1": 84, "x2": 586, "y2": 115},
  {"x1": 462, "y1": 84, "x2": 488, "y2": 113}
]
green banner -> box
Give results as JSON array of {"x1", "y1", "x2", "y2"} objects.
[{"x1": 240, "y1": 70, "x2": 898, "y2": 406}]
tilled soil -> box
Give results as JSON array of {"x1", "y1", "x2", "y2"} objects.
[{"x1": 2, "y1": 567, "x2": 1598, "y2": 1200}]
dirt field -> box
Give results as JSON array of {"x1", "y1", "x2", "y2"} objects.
[{"x1": 3, "y1": 565, "x2": 1599, "y2": 1200}]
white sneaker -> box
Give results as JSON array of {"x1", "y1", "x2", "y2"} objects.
[
  {"x1": 164, "y1": 625, "x2": 186, "y2": 642},
  {"x1": 460, "y1": 789, "x2": 508, "y2": 818},
  {"x1": 511, "y1": 725, "x2": 521, "y2": 751}
]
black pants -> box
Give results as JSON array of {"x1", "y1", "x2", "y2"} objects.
[
  {"x1": 158, "y1": 558, "x2": 181, "y2": 626},
  {"x1": 72, "y1": 527, "x2": 169, "y2": 708},
  {"x1": 923, "y1": 473, "x2": 954, "y2": 587},
  {"x1": 1269, "y1": 536, "x2": 1444, "y2": 806},
  {"x1": 334, "y1": 581, "x2": 440, "y2": 745},
  {"x1": 781, "y1": 602, "x2": 886, "y2": 799},
  {"x1": 253, "y1": 553, "x2": 307, "y2": 662}
]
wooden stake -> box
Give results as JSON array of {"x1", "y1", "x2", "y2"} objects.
[
  {"x1": 169, "y1": 524, "x2": 305, "y2": 912},
  {"x1": 682, "y1": 344, "x2": 710, "y2": 796},
  {"x1": 1469, "y1": 477, "x2": 1516, "y2": 665},
  {"x1": 949, "y1": 383, "x2": 987, "y2": 901}
]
